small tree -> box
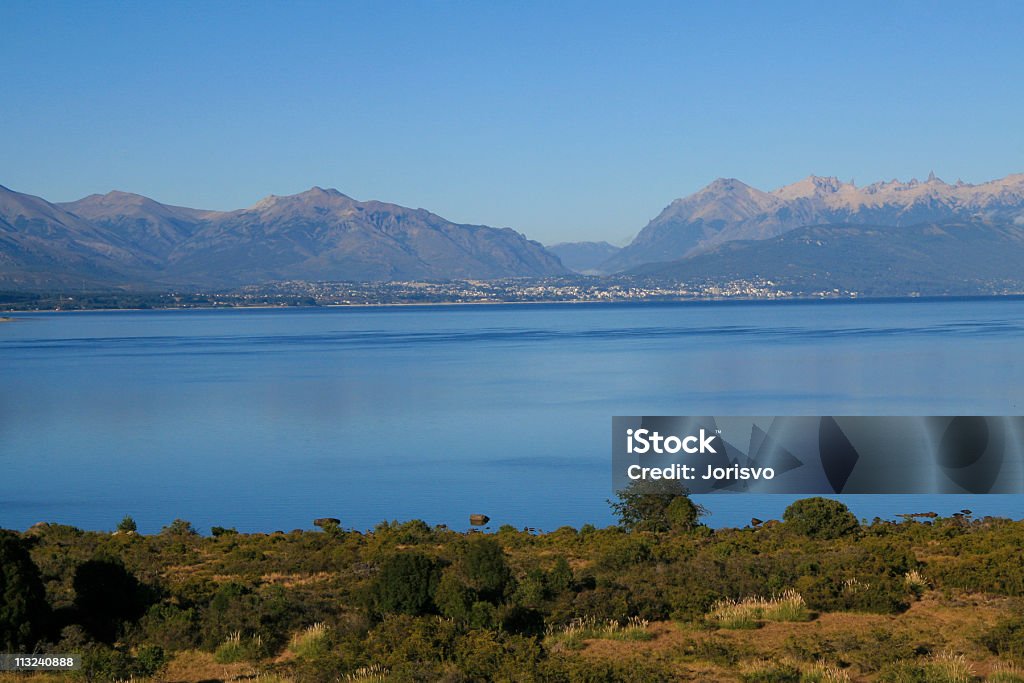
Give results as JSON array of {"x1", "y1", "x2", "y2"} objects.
[
  {"x1": 547, "y1": 556, "x2": 573, "y2": 593},
  {"x1": 783, "y1": 497, "x2": 859, "y2": 539},
  {"x1": 117, "y1": 516, "x2": 137, "y2": 534},
  {"x1": 609, "y1": 479, "x2": 706, "y2": 533},
  {"x1": 160, "y1": 519, "x2": 197, "y2": 537}
]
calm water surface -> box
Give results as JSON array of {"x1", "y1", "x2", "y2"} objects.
[{"x1": 2, "y1": 299, "x2": 1023, "y2": 533}]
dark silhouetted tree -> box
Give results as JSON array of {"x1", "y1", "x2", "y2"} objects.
[
  {"x1": 73, "y1": 559, "x2": 150, "y2": 643},
  {"x1": 0, "y1": 531, "x2": 49, "y2": 651}
]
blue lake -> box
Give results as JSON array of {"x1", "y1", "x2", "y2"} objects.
[{"x1": 2, "y1": 298, "x2": 1024, "y2": 533}]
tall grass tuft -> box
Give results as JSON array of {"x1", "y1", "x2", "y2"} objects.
[
  {"x1": 762, "y1": 589, "x2": 809, "y2": 622},
  {"x1": 544, "y1": 615, "x2": 653, "y2": 649},
  {"x1": 922, "y1": 650, "x2": 974, "y2": 683},
  {"x1": 287, "y1": 622, "x2": 330, "y2": 659},
  {"x1": 706, "y1": 589, "x2": 809, "y2": 629},
  {"x1": 253, "y1": 674, "x2": 298, "y2": 683},
  {"x1": 904, "y1": 570, "x2": 930, "y2": 598},
  {"x1": 990, "y1": 663, "x2": 1024, "y2": 683},
  {"x1": 214, "y1": 631, "x2": 264, "y2": 663},
  {"x1": 801, "y1": 660, "x2": 851, "y2": 682},
  {"x1": 738, "y1": 657, "x2": 802, "y2": 682},
  {"x1": 342, "y1": 663, "x2": 390, "y2": 682}
]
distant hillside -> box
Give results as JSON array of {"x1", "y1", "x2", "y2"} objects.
[
  {"x1": 0, "y1": 185, "x2": 153, "y2": 289},
  {"x1": 632, "y1": 219, "x2": 1024, "y2": 296},
  {"x1": 601, "y1": 173, "x2": 1024, "y2": 273},
  {"x1": 59, "y1": 191, "x2": 213, "y2": 260},
  {"x1": 546, "y1": 241, "x2": 621, "y2": 273},
  {"x1": 1, "y1": 185, "x2": 567, "y2": 289}
]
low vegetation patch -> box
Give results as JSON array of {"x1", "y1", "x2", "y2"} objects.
[
  {"x1": 214, "y1": 631, "x2": 265, "y2": 663},
  {"x1": 545, "y1": 615, "x2": 653, "y2": 649},
  {"x1": 990, "y1": 663, "x2": 1024, "y2": 683},
  {"x1": 707, "y1": 589, "x2": 810, "y2": 629},
  {"x1": 3, "y1": 496, "x2": 1024, "y2": 681}
]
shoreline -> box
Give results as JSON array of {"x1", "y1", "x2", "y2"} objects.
[{"x1": 3, "y1": 292, "x2": 1024, "y2": 315}]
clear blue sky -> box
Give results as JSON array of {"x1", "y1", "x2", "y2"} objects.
[{"x1": 3, "y1": 1, "x2": 1023, "y2": 244}]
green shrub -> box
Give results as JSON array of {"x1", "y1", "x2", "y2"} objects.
[
  {"x1": 79, "y1": 643, "x2": 166, "y2": 679},
  {"x1": 288, "y1": 622, "x2": 330, "y2": 659},
  {"x1": 372, "y1": 552, "x2": 440, "y2": 615},
  {"x1": 136, "y1": 603, "x2": 199, "y2": 651},
  {"x1": 214, "y1": 631, "x2": 266, "y2": 663},
  {"x1": 433, "y1": 568, "x2": 476, "y2": 621},
  {"x1": 459, "y1": 536, "x2": 512, "y2": 602},
  {"x1": 452, "y1": 630, "x2": 543, "y2": 681},
  {"x1": 469, "y1": 600, "x2": 497, "y2": 629},
  {"x1": 364, "y1": 614, "x2": 461, "y2": 668},
  {"x1": 980, "y1": 615, "x2": 1024, "y2": 662},
  {"x1": 876, "y1": 661, "x2": 928, "y2": 682},
  {"x1": 783, "y1": 498, "x2": 859, "y2": 540}
]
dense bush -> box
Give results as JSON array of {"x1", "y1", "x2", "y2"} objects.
[
  {"x1": 782, "y1": 497, "x2": 860, "y2": 539},
  {"x1": 980, "y1": 614, "x2": 1024, "y2": 662},
  {"x1": 457, "y1": 536, "x2": 513, "y2": 602},
  {"x1": 78, "y1": 643, "x2": 166, "y2": 680},
  {"x1": 434, "y1": 568, "x2": 476, "y2": 621},
  {"x1": 372, "y1": 552, "x2": 440, "y2": 616}
]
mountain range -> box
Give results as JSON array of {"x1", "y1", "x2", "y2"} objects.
[
  {"x1": 632, "y1": 219, "x2": 1024, "y2": 296},
  {"x1": 599, "y1": 173, "x2": 1024, "y2": 273},
  {"x1": 4, "y1": 173, "x2": 1024, "y2": 294},
  {"x1": 0, "y1": 185, "x2": 566, "y2": 289}
]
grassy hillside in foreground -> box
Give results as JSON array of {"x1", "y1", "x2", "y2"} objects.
[{"x1": 2, "y1": 498, "x2": 1024, "y2": 682}]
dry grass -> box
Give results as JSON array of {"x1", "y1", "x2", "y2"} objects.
[
  {"x1": 576, "y1": 593, "x2": 1016, "y2": 681},
  {"x1": 286, "y1": 622, "x2": 329, "y2": 659},
  {"x1": 706, "y1": 589, "x2": 810, "y2": 629},
  {"x1": 545, "y1": 615, "x2": 653, "y2": 649},
  {"x1": 342, "y1": 663, "x2": 390, "y2": 681},
  {"x1": 990, "y1": 662, "x2": 1024, "y2": 682},
  {"x1": 924, "y1": 650, "x2": 975, "y2": 682},
  {"x1": 160, "y1": 648, "x2": 259, "y2": 682},
  {"x1": 905, "y1": 569, "x2": 931, "y2": 598},
  {"x1": 801, "y1": 660, "x2": 852, "y2": 682},
  {"x1": 214, "y1": 631, "x2": 264, "y2": 664},
  {"x1": 258, "y1": 571, "x2": 333, "y2": 587}
]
